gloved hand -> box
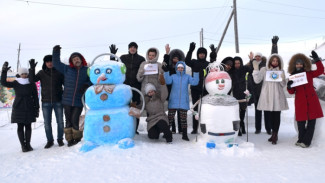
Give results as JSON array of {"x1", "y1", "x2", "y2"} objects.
[
  {"x1": 162, "y1": 62, "x2": 169, "y2": 72},
  {"x1": 209, "y1": 44, "x2": 217, "y2": 60},
  {"x1": 189, "y1": 42, "x2": 196, "y2": 52},
  {"x1": 53, "y1": 45, "x2": 61, "y2": 52},
  {"x1": 272, "y1": 36, "x2": 279, "y2": 44},
  {"x1": 109, "y1": 44, "x2": 118, "y2": 54},
  {"x1": 252, "y1": 60, "x2": 259, "y2": 70},
  {"x1": 29, "y1": 59, "x2": 38, "y2": 70},
  {"x1": 287, "y1": 80, "x2": 293, "y2": 90},
  {"x1": 200, "y1": 124, "x2": 206, "y2": 134},
  {"x1": 2, "y1": 62, "x2": 11, "y2": 72},
  {"x1": 310, "y1": 50, "x2": 320, "y2": 63}
]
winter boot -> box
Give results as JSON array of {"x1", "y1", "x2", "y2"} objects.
[
  {"x1": 25, "y1": 142, "x2": 33, "y2": 151},
  {"x1": 44, "y1": 141, "x2": 54, "y2": 149},
  {"x1": 238, "y1": 130, "x2": 242, "y2": 136},
  {"x1": 57, "y1": 139, "x2": 65, "y2": 147},
  {"x1": 182, "y1": 128, "x2": 189, "y2": 141},
  {"x1": 240, "y1": 121, "x2": 246, "y2": 134},
  {"x1": 17, "y1": 130, "x2": 28, "y2": 152},
  {"x1": 72, "y1": 128, "x2": 83, "y2": 146},
  {"x1": 271, "y1": 131, "x2": 278, "y2": 145},
  {"x1": 64, "y1": 128, "x2": 74, "y2": 147}
]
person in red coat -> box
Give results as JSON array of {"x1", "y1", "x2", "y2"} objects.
[{"x1": 287, "y1": 51, "x2": 324, "y2": 148}]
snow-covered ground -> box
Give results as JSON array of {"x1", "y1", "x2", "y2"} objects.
[{"x1": 0, "y1": 98, "x2": 325, "y2": 183}]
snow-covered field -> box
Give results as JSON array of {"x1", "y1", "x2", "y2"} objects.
[{"x1": 1, "y1": 98, "x2": 325, "y2": 183}]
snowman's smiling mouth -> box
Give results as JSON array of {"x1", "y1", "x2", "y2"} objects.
[{"x1": 218, "y1": 84, "x2": 225, "y2": 90}]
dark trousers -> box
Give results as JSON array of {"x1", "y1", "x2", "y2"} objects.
[
  {"x1": 254, "y1": 99, "x2": 266, "y2": 131},
  {"x1": 264, "y1": 111, "x2": 281, "y2": 132},
  {"x1": 148, "y1": 120, "x2": 172, "y2": 142},
  {"x1": 297, "y1": 119, "x2": 316, "y2": 146},
  {"x1": 17, "y1": 123, "x2": 32, "y2": 146},
  {"x1": 191, "y1": 90, "x2": 201, "y2": 132},
  {"x1": 63, "y1": 105, "x2": 83, "y2": 130}
]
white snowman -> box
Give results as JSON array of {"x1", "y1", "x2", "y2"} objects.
[{"x1": 193, "y1": 63, "x2": 240, "y2": 148}]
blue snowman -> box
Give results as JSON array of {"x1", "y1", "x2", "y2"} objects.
[{"x1": 80, "y1": 54, "x2": 144, "y2": 152}]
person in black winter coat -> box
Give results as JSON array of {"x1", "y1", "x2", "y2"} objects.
[
  {"x1": 29, "y1": 55, "x2": 65, "y2": 148},
  {"x1": 231, "y1": 56, "x2": 252, "y2": 136},
  {"x1": 162, "y1": 44, "x2": 185, "y2": 134},
  {"x1": 221, "y1": 57, "x2": 235, "y2": 95},
  {"x1": 111, "y1": 42, "x2": 145, "y2": 134},
  {"x1": 185, "y1": 42, "x2": 217, "y2": 134},
  {"x1": 1, "y1": 62, "x2": 39, "y2": 152}
]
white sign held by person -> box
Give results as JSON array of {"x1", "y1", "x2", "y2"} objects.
[
  {"x1": 265, "y1": 71, "x2": 283, "y2": 82},
  {"x1": 289, "y1": 72, "x2": 308, "y2": 87},
  {"x1": 144, "y1": 64, "x2": 158, "y2": 75}
]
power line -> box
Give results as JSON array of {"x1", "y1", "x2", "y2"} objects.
[
  {"x1": 16, "y1": 0, "x2": 230, "y2": 11},
  {"x1": 238, "y1": 7, "x2": 325, "y2": 20},
  {"x1": 256, "y1": 0, "x2": 325, "y2": 12}
]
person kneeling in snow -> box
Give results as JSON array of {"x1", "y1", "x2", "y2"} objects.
[{"x1": 144, "y1": 83, "x2": 172, "y2": 143}]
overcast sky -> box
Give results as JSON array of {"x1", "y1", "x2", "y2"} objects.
[{"x1": 1, "y1": 0, "x2": 325, "y2": 71}]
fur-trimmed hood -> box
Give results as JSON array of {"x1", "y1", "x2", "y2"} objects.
[
  {"x1": 169, "y1": 49, "x2": 185, "y2": 66},
  {"x1": 69, "y1": 52, "x2": 88, "y2": 68},
  {"x1": 146, "y1": 47, "x2": 160, "y2": 63},
  {"x1": 266, "y1": 54, "x2": 284, "y2": 71},
  {"x1": 288, "y1": 53, "x2": 311, "y2": 74}
]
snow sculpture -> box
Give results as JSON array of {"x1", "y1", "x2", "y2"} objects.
[
  {"x1": 194, "y1": 63, "x2": 240, "y2": 148},
  {"x1": 80, "y1": 54, "x2": 144, "y2": 152}
]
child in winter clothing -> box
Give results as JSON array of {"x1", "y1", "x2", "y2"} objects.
[
  {"x1": 252, "y1": 54, "x2": 289, "y2": 144},
  {"x1": 1, "y1": 62, "x2": 39, "y2": 152},
  {"x1": 287, "y1": 51, "x2": 324, "y2": 148},
  {"x1": 163, "y1": 61, "x2": 199, "y2": 141},
  {"x1": 144, "y1": 83, "x2": 172, "y2": 143}
]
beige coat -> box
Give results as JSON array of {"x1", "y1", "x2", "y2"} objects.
[
  {"x1": 252, "y1": 54, "x2": 289, "y2": 111},
  {"x1": 144, "y1": 85, "x2": 168, "y2": 131}
]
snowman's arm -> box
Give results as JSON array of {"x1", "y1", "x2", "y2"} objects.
[
  {"x1": 252, "y1": 67, "x2": 266, "y2": 84},
  {"x1": 188, "y1": 72, "x2": 199, "y2": 86}
]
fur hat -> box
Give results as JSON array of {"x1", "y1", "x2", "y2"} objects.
[
  {"x1": 43, "y1": 55, "x2": 52, "y2": 62},
  {"x1": 18, "y1": 67, "x2": 28, "y2": 75},
  {"x1": 128, "y1": 42, "x2": 138, "y2": 49},
  {"x1": 145, "y1": 83, "x2": 156, "y2": 94},
  {"x1": 68, "y1": 52, "x2": 87, "y2": 68},
  {"x1": 255, "y1": 52, "x2": 263, "y2": 57}
]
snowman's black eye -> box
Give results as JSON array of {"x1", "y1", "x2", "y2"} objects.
[
  {"x1": 221, "y1": 79, "x2": 225, "y2": 83},
  {"x1": 106, "y1": 68, "x2": 112, "y2": 74},
  {"x1": 216, "y1": 80, "x2": 219, "y2": 84},
  {"x1": 94, "y1": 68, "x2": 100, "y2": 75}
]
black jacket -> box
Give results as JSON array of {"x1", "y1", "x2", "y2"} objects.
[
  {"x1": 29, "y1": 67, "x2": 64, "y2": 103},
  {"x1": 1, "y1": 71, "x2": 39, "y2": 123},
  {"x1": 231, "y1": 57, "x2": 252, "y2": 101},
  {"x1": 185, "y1": 49, "x2": 215, "y2": 93},
  {"x1": 120, "y1": 52, "x2": 145, "y2": 90}
]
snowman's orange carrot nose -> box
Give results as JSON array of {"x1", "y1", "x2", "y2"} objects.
[{"x1": 97, "y1": 73, "x2": 107, "y2": 84}]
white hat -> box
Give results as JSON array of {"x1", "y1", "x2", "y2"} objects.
[
  {"x1": 18, "y1": 68, "x2": 28, "y2": 75},
  {"x1": 255, "y1": 52, "x2": 263, "y2": 57},
  {"x1": 177, "y1": 64, "x2": 184, "y2": 68},
  {"x1": 145, "y1": 83, "x2": 156, "y2": 94}
]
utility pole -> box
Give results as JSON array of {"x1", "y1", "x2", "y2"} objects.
[
  {"x1": 200, "y1": 28, "x2": 204, "y2": 47},
  {"x1": 216, "y1": 10, "x2": 234, "y2": 54},
  {"x1": 17, "y1": 43, "x2": 21, "y2": 72},
  {"x1": 233, "y1": 0, "x2": 239, "y2": 53}
]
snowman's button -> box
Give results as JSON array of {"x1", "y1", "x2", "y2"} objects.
[
  {"x1": 100, "y1": 93, "x2": 108, "y2": 101},
  {"x1": 103, "y1": 125, "x2": 110, "y2": 133},
  {"x1": 103, "y1": 115, "x2": 110, "y2": 122}
]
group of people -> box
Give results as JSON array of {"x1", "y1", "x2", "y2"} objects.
[{"x1": 1, "y1": 36, "x2": 324, "y2": 152}]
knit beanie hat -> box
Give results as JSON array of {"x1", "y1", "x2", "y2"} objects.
[
  {"x1": 128, "y1": 42, "x2": 138, "y2": 49},
  {"x1": 255, "y1": 52, "x2": 263, "y2": 57},
  {"x1": 177, "y1": 64, "x2": 184, "y2": 68},
  {"x1": 18, "y1": 67, "x2": 28, "y2": 75},
  {"x1": 145, "y1": 83, "x2": 156, "y2": 94}
]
